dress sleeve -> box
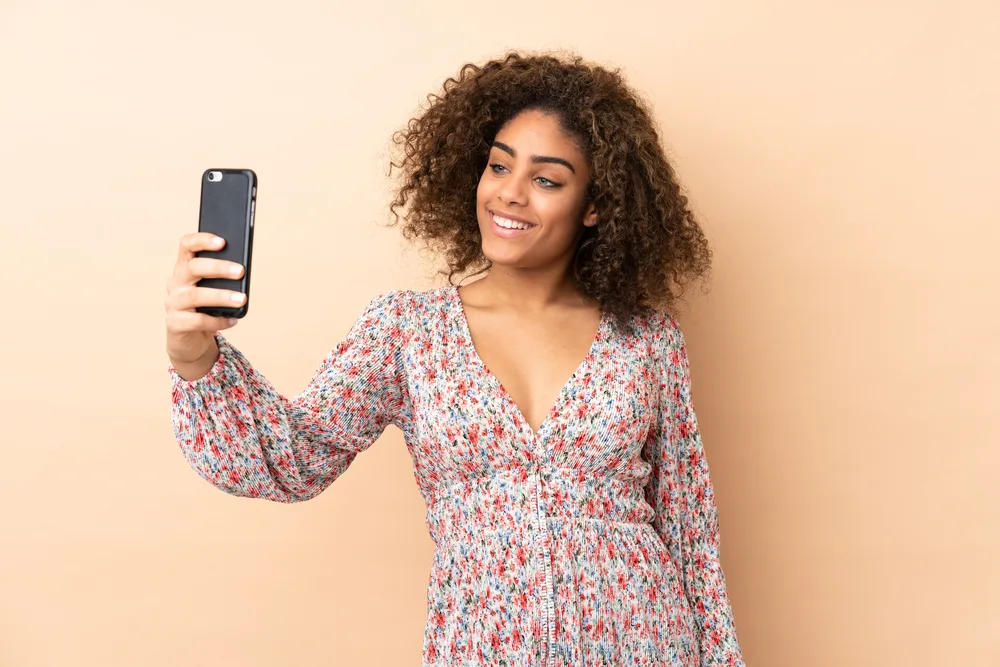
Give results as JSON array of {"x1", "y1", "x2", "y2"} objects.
[
  {"x1": 169, "y1": 290, "x2": 410, "y2": 503},
  {"x1": 642, "y1": 316, "x2": 745, "y2": 666}
]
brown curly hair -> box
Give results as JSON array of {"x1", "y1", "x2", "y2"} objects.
[{"x1": 388, "y1": 50, "x2": 712, "y2": 325}]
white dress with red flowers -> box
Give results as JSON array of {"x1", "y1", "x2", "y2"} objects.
[{"x1": 170, "y1": 285, "x2": 744, "y2": 666}]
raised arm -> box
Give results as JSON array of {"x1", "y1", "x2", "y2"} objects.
[{"x1": 170, "y1": 290, "x2": 411, "y2": 502}]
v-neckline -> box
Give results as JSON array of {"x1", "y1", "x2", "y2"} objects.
[{"x1": 449, "y1": 284, "x2": 606, "y2": 441}]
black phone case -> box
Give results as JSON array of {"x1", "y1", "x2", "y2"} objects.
[{"x1": 195, "y1": 168, "x2": 256, "y2": 318}]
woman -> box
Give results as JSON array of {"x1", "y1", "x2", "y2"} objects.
[{"x1": 166, "y1": 52, "x2": 744, "y2": 666}]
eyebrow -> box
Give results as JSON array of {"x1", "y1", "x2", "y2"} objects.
[{"x1": 492, "y1": 140, "x2": 577, "y2": 173}]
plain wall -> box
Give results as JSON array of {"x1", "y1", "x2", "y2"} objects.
[{"x1": 1, "y1": 1, "x2": 997, "y2": 665}]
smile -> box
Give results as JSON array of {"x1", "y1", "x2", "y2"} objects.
[{"x1": 489, "y1": 210, "x2": 536, "y2": 234}]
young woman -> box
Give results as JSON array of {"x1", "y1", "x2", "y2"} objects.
[{"x1": 165, "y1": 51, "x2": 745, "y2": 666}]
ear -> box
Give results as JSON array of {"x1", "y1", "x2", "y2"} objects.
[{"x1": 582, "y1": 202, "x2": 598, "y2": 228}]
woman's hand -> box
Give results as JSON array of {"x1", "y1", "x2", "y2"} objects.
[{"x1": 165, "y1": 232, "x2": 245, "y2": 378}]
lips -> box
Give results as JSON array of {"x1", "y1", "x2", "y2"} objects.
[{"x1": 488, "y1": 209, "x2": 536, "y2": 233}]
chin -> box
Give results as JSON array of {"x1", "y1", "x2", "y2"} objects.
[{"x1": 481, "y1": 241, "x2": 525, "y2": 268}]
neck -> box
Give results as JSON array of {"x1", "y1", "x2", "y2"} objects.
[{"x1": 471, "y1": 262, "x2": 589, "y2": 313}]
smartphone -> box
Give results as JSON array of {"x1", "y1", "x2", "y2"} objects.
[{"x1": 195, "y1": 168, "x2": 257, "y2": 318}]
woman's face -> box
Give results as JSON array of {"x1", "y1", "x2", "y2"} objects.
[{"x1": 476, "y1": 109, "x2": 597, "y2": 272}]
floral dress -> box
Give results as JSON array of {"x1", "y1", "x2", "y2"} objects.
[{"x1": 170, "y1": 285, "x2": 744, "y2": 666}]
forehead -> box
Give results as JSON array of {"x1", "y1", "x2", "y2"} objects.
[{"x1": 493, "y1": 110, "x2": 586, "y2": 161}]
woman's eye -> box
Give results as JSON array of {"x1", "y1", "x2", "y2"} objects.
[{"x1": 489, "y1": 163, "x2": 560, "y2": 189}]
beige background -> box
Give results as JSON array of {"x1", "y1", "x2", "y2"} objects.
[{"x1": 1, "y1": 1, "x2": 998, "y2": 665}]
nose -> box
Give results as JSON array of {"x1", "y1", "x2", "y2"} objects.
[{"x1": 497, "y1": 172, "x2": 528, "y2": 206}]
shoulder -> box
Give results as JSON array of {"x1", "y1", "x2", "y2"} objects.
[
  {"x1": 365, "y1": 285, "x2": 454, "y2": 315},
  {"x1": 620, "y1": 308, "x2": 696, "y2": 399},
  {"x1": 622, "y1": 306, "x2": 686, "y2": 358},
  {"x1": 359, "y1": 285, "x2": 456, "y2": 333}
]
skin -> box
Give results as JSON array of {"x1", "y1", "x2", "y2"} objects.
[
  {"x1": 164, "y1": 232, "x2": 243, "y2": 381},
  {"x1": 165, "y1": 109, "x2": 604, "y2": 417},
  {"x1": 457, "y1": 109, "x2": 602, "y2": 433}
]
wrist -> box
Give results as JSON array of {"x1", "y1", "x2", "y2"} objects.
[{"x1": 170, "y1": 337, "x2": 220, "y2": 381}]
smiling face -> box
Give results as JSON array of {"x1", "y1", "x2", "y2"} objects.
[{"x1": 476, "y1": 109, "x2": 597, "y2": 272}]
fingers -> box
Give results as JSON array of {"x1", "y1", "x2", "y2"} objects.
[
  {"x1": 166, "y1": 234, "x2": 244, "y2": 349},
  {"x1": 177, "y1": 232, "x2": 225, "y2": 261},
  {"x1": 188, "y1": 257, "x2": 244, "y2": 280},
  {"x1": 168, "y1": 285, "x2": 247, "y2": 313},
  {"x1": 169, "y1": 247, "x2": 243, "y2": 293}
]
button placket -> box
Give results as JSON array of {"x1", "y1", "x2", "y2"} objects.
[{"x1": 531, "y1": 469, "x2": 556, "y2": 667}]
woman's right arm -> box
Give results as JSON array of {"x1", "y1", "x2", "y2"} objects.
[{"x1": 165, "y1": 232, "x2": 410, "y2": 503}]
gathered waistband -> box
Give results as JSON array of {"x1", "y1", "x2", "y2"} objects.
[
  {"x1": 424, "y1": 467, "x2": 656, "y2": 667},
  {"x1": 425, "y1": 467, "x2": 653, "y2": 547}
]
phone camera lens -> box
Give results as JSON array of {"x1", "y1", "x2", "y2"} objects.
[{"x1": 207, "y1": 173, "x2": 215, "y2": 181}]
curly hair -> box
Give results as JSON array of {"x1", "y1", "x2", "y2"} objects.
[{"x1": 388, "y1": 50, "x2": 712, "y2": 325}]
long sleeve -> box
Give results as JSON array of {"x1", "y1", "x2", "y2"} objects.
[
  {"x1": 642, "y1": 317, "x2": 744, "y2": 666},
  {"x1": 169, "y1": 289, "x2": 411, "y2": 503}
]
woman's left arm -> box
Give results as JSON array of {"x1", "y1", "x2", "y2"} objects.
[{"x1": 642, "y1": 315, "x2": 745, "y2": 666}]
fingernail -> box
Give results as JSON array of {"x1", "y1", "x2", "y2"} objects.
[
  {"x1": 228, "y1": 318, "x2": 238, "y2": 326},
  {"x1": 231, "y1": 293, "x2": 244, "y2": 303},
  {"x1": 230, "y1": 265, "x2": 242, "y2": 275}
]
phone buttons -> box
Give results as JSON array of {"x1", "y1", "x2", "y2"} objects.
[{"x1": 250, "y1": 200, "x2": 255, "y2": 227}]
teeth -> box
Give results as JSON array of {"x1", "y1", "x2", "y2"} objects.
[{"x1": 492, "y1": 213, "x2": 532, "y2": 230}]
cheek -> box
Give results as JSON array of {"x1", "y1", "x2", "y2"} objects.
[
  {"x1": 538, "y1": 197, "x2": 583, "y2": 234},
  {"x1": 476, "y1": 171, "x2": 492, "y2": 206}
]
